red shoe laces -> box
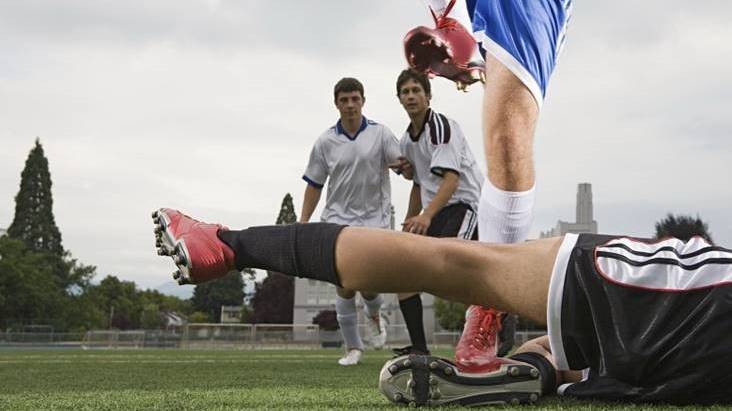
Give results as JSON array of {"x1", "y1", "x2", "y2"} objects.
[
  {"x1": 467, "y1": 308, "x2": 501, "y2": 350},
  {"x1": 430, "y1": 0, "x2": 460, "y2": 30}
]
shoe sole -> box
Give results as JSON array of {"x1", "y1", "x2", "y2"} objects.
[
  {"x1": 152, "y1": 209, "x2": 195, "y2": 285},
  {"x1": 379, "y1": 355, "x2": 541, "y2": 407}
]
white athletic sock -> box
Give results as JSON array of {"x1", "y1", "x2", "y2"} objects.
[
  {"x1": 336, "y1": 295, "x2": 364, "y2": 351},
  {"x1": 423, "y1": 0, "x2": 484, "y2": 63},
  {"x1": 362, "y1": 294, "x2": 384, "y2": 319},
  {"x1": 478, "y1": 177, "x2": 535, "y2": 244}
]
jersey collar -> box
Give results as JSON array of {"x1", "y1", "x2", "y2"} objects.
[
  {"x1": 336, "y1": 116, "x2": 368, "y2": 141},
  {"x1": 407, "y1": 108, "x2": 432, "y2": 142}
]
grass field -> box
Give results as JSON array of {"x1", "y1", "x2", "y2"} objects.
[{"x1": 0, "y1": 348, "x2": 726, "y2": 411}]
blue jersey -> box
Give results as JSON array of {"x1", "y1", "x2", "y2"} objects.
[{"x1": 466, "y1": 0, "x2": 572, "y2": 107}]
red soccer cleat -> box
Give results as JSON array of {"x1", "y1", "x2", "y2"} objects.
[
  {"x1": 403, "y1": 0, "x2": 484, "y2": 91},
  {"x1": 152, "y1": 208, "x2": 235, "y2": 285},
  {"x1": 454, "y1": 306, "x2": 515, "y2": 373}
]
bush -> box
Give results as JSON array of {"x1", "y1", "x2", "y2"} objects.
[{"x1": 311, "y1": 309, "x2": 339, "y2": 331}]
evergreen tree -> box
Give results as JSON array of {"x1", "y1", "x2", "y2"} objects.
[
  {"x1": 654, "y1": 213, "x2": 713, "y2": 243},
  {"x1": 8, "y1": 139, "x2": 64, "y2": 256},
  {"x1": 248, "y1": 194, "x2": 297, "y2": 323},
  {"x1": 276, "y1": 193, "x2": 297, "y2": 225}
]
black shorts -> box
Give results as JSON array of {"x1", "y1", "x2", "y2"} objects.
[
  {"x1": 426, "y1": 203, "x2": 478, "y2": 240},
  {"x1": 548, "y1": 233, "x2": 732, "y2": 404}
]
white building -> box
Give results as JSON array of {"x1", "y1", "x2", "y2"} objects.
[
  {"x1": 541, "y1": 183, "x2": 599, "y2": 237},
  {"x1": 292, "y1": 205, "x2": 436, "y2": 343}
]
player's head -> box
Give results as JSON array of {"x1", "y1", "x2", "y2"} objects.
[
  {"x1": 333, "y1": 77, "x2": 365, "y2": 122},
  {"x1": 396, "y1": 69, "x2": 431, "y2": 117}
]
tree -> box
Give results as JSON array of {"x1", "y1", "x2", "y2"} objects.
[
  {"x1": 191, "y1": 271, "x2": 245, "y2": 322},
  {"x1": 276, "y1": 193, "x2": 297, "y2": 225},
  {"x1": 434, "y1": 298, "x2": 467, "y2": 331},
  {"x1": 654, "y1": 213, "x2": 713, "y2": 243},
  {"x1": 8, "y1": 139, "x2": 63, "y2": 257},
  {"x1": 248, "y1": 193, "x2": 297, "y2": 323},
  {"x1": 0, "y1": 237, "x2": 66, "y2": 329}
]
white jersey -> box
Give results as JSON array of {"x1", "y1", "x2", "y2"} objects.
[
  {"x1": 400, "y1": 109, "x2": 482, "y2": 211},
  {"x1": 303, "y1": 116, "x2": 401, "y2": 228}
]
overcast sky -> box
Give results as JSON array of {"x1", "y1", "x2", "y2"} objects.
[{"x1": 1, "y1": 1, "x2": 731, "y2": 294}]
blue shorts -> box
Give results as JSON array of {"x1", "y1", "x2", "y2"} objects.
[{"x1": 466, "y1": 0, "x2": 572, "y2": 107}]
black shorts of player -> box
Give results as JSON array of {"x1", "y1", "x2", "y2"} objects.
[
  {"x1": 426, "y1": 203, "x2": 478, "y2": 240},
  {"x1": 556, "y1": 233, "x2": 732, "y2": 405}
]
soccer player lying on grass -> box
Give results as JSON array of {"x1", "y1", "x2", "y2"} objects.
[{"x1": 152, "y1": 209, "x2": 732, "y2": 406}]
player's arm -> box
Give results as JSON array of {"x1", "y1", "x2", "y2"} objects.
[
  {"x1": 300, "y1": 183, "x2": 322, "y2": 223},
  {"x1": 404, "y1": 182, "x2": 422, "y2": 222},
  {"x1": 403, "y1": 170, "x2": 459, "y2": 235}
]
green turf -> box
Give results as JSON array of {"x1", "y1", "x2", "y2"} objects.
[{"x1": 0, "y1": 349, "x2": 726, "y2": 410}]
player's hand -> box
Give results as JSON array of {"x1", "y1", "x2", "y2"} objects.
[
  {"x1": 389, "y1": 156, "x2": 414, "y2": 180},
  {"x1": 402, "y1": 214, "x2": 431, "y2": 235}
]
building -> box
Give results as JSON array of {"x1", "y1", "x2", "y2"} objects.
[
  {"x1": 541, "y1": 183, "x2": 598, "y2": 237},
  {"x1": 292, "y1": 205, "x2": 436, "y2": 342}
]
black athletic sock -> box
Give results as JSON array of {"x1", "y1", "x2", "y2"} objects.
[
  {"x1": 399, "y1": 294, "x2": 428, "y2": 353},
  {"x1": 217, "y1": 223, "x2": 346, "y2": 286},
  {"x1": 509, "y1": 352, "x2": 557, "y2": 395}
]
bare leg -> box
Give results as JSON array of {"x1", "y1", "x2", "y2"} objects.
[
  {"x1": 335, "y1": 227, "x2": 562, "y2": 325},
  {"x1": 482, "y1": 53, "x2": 539, "y2": 191},
  {"x1": 514, "y1": 336, "x2": 583, "y2": 385}
]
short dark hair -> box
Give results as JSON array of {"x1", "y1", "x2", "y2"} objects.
[
  {"x1": 396, "y1": 69, "x2": 431, "y2": 96},
  {"x1": 333, "y1": 77, "x2": 364, "y2": 102}
]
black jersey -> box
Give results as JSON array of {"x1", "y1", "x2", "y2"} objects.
[{"x1": 549, "y1": 233, "x2": 732, "y2": 405}]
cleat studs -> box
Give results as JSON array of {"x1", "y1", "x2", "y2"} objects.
[
  {"x1": 509, "y1": 366, "x2": 520, "y2": 377},
  {"x1": 429, "y1": 361, "x2": 438, "y2": 370},
  {"x1": 443, "y1": 367, "x2": 453, "y2": 376},
  {"x1": 479, "y1": 70, "x2": 486, "y2": 83},
  {"x1": 510, "y1": 398, "x2": 520, "y2": 406},
  {"x1": 431, "y1": 390, "x2": 441, "y2": 400},
  {"x1": 529, "y1": 393, "x2": 539, "y2": 403},
  {"x1": 530, "y1": 368, "x2": 539, "y2": 378},
  {"x1": 157, "y1": 248, "x2": 167, "y2": 256},
  {"x1": 394, "y1": 393, "x2": 403, "y2": 402},
  {"x1": 172, "y1": 270, "x2": 181, "y2": 280},
  {"x1": 429, "y1": 376, "x2": 438, "y2": 386},
  {"x1": 403, "y1": 359, "x2": 411, "y2": 367},
  {"x1": 388, "y1": 365, "x2": 398, "y2": 374},
  {"x1": 407, "y1": 379, "x2": 415, "y2": 389},
  {"x1": 151, "y1": 210, "x2": 159, "y2": 219},
  {"x1": 173, "y1": 255, "x2": 183, "y2": 265}
]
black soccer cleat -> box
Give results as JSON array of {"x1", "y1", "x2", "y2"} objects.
[{"x1": 379, "y1": 354, "x2": 541, "y2": 407}]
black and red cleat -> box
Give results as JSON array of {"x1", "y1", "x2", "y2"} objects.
[
  {"x1": 454, "y1": 306, "x2": 515, "y2": 373},
  {"x1": 152, "y1": 208, "x2": 235, "y2": 285},
  {"x1": 403, "y1": 0, "x2": 484, "y2": 91}
]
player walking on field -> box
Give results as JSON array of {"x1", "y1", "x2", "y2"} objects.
[
  {"x1": 389, "y1": 69, "x2": 516, "y2": 360},
  {"x1": 299, "y1": 77, "x2": 401, "y2": 365}
]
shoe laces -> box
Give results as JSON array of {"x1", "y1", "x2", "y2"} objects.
[
  {"x1": 465, "y1": 308, "x2": 502, "y2": 350},
  {"x1": 430, "y1": 0, "x2": 460, "y2": 31}
]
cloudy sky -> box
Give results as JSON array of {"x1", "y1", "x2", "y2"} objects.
[{"x1": 1, "y1": 1, "x2": 731, "y2": 294}]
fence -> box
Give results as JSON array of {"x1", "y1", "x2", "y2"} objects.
[{"x1": 0, "y1": 326, "x2": 547, "y2": 350}]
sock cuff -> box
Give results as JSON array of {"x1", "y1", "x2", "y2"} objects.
[
  {"x1": 481, "y1": 177, "x2": 536, "y2": 212},
  {"x1": 335, "y1": 295, "x2": 357, "y2": 315},
  {"x1": 363, "y1": 294, "x2": 384, "y2": 317},
  {"x1": 399, "y1": 294, "x2": 422, "y2": 307}
]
